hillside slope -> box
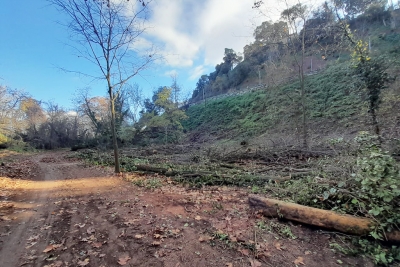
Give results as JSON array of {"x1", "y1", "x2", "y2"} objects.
[{"x1": 183, "y1": 41, "x2": 400, "y2": 150}]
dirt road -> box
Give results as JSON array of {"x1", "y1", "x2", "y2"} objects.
[{"x1": 0, "y1": 151, "x2": 373, "y2": 267}]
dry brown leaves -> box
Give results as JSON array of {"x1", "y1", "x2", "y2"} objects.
[
  {"x1": 117, "y1": 255, "x2": 131, "y2": 266},
  {"x1": 198, "y1": 235, "x2": 212, "y2": 242},
  {"x1": 294, "y1": 256, "x2": 306, "y2": 265},
  {"x1": 0, "y1": 159, "x2": 39, "y2": 179},
  {"x1": 43, "y1": 243, "x2": 62, "y2": 253},
  {"x1": 77, "y1": 258, "x2": 90, "y2": 266},
  {"x1": 249, "y1": 259, "x2": 262, "y2": 267}
]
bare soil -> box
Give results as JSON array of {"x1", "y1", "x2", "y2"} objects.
[{"x1": 0, "y1": 150, "x2": 374, "y2": 267}]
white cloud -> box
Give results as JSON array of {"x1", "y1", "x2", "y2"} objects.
[
  {"x1": 111, "y1": 0, "x2": 143, "y2": 18},
  {"x1": 189, "y1": 65, "x2": 206, "y2": 81},
  {"x1": 130, "y1": 36, "x2": 153, "y2": 51},
  {"x1": 164, "y1": 69, "x2": 178, "y2": 77},
  {"x1": 199, "y1": 0, "x2": 261, "y2": 65},
  {"x1": 66, "y1": 111, "x2": 78, "y2": 117},
  {"x1": 145, "y1": 0, "x2": 263, "y2": 69}
]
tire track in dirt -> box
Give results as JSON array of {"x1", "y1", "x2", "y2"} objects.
[
  {"x1": 0, "y1": 153, "x2": 62, "y2": 267},
  {"x1": 0, "y1": 152, "x2": 115, "y2": 267}
]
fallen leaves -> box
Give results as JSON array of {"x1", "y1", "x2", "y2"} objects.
[
  {"x1": 294, "y1": 256, "x2": 305, "y2": 265},
  {"x1": 80, "y1": 235, "x2": 97, "y2": 243},
  {"x1": 123, "y1": 219, "x2": 139, "y2": 226},
  {"x1": 153, "y1": 233, "x2": 162, "y2": 239},
  {"x1": 77, "y1": 258, "x2": 90, "y2": 266},
  {"x1": 118, "y1": 255, "x2": 131, "y2": 266},
  {"x1": 169, "y1": 228, "x2": 181, "y2": 236},
  {"x1": 154, "y1": 249, "x2": 169, "y2": 258},
  {"x1": 40, "y1": 225, "x2": 52, "y2": 231},
  {"x1": 0, "y1": 202, "x2": 14, "y2": 211},
  {"x1": 43, "y1": 243, "x2": 62, "y2": 253},
  {"x1": 0, "y1": 231, "x2": 11, "y2": 237},
  {"x1": 249, "y1": 259, "x2": 262, "y2": 267},
  {"x1": 43, "y1": 261, "x2": 63, "y2": 267},
  {"x1": 255, "y1": 242, "x2": 271, "y2": 258},
  {"x1": 27, "y1": 235, "x2": 40, "y2": 242},
  {"x1": 43, "y1": 245, "x2": 55, "y2": 253},
  {"x1": 86, "y1": 226, "x2": 95, "y2": 234},
  {"x1": 26, "y1": 242, "x2": 37, "y2": 249},
  {"x1": 274, "y1": 242, "x2": 282, "y2": 251},
  {"x1": 0, "y1": 159, "x2": 39, "y2": 179},
  {"x1": 239, "y1": 248, "x2": 250, "y2": 256},
  {"x1": 152, "y1": 241, "x2": 162, "y2": 246},
  {"x1": 0, "y1": 215, "x2": 13, "y2": 221},
  {"x1": 198, "y1": 235, "x2": 212, "y2": 242},
  {"x1": 92, "y1": 242, "x2": 103, "y2": 248},
  {"x1": 228, "y1": 235, "x2": 237, "y2": 242}
]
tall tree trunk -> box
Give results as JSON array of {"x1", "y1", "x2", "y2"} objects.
[
  {"x1": 301, "y1": 76, "x2": 308, "y2": 150},
  {"x1": 300, "y1": 26, "x2": 308, "y2": 151},
  {"x1": 371, "y1": 109, "x2": 380, "y2": 136},
  {"x1": 370, "y1": 107, "x2": 382, "y2": 145},
  {"x1": 109, "y1": 90, "x2": 120, "y2": 173}
]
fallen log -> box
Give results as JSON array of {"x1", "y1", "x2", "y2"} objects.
[
  {"x1": 282, "y1": 167, "x2": 312, "y2": 172},
  {"x1": 132, "y1": 164, "x2": 269, "y2": 187},
  {"x1": 277, "y1": 171, "x2": 312, "y2": 178},
  {"x1": 134, "y1": 164, "x2": 170, "y2": 174},
  {"x1": 134, "y1": 164, "x2": 216, "y2": 177},
  {"x1": 248, "y1": 194, "x2": 400, "y2": 242}
]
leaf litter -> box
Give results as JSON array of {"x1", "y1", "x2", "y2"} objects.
[{"x1": 0, "y1": 151, "x2": 376, "y2": 267}]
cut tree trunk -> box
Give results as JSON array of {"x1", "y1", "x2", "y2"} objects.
[
  {"x1": 134, "y1": 164, "x2": 214, "y2": 177},
  {"x1": 249, "y1": 194, "x2": 400, "y2": 242}
]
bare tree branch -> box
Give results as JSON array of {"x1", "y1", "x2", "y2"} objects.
[{"x1": 49, "y1": 0, "x2": 160, "y2": 172}]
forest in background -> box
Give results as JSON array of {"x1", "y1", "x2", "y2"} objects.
[
  {"x1": 1, "y1": 0, "x2": 400, "y2": 265},
  {"x1": 1, "y1": 0, "x2": 399, "y2": 151}
]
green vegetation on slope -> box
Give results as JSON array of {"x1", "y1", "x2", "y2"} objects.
[{"x1": 183, "y1": 61, "x2": 364, "y2": 140}]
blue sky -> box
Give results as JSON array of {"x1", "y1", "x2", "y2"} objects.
[{"x1": 0, "y1": 0, "x2": 263, "y2": 110}]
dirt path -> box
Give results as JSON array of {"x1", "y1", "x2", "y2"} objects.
[{"x1": 0, "y1": 151, "x2": 374, "y2": 267}]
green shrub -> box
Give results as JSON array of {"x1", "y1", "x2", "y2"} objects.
[{"x1": 353, "y1": 132, "x2": 400, "y2": 239}]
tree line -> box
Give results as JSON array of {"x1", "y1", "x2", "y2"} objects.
[
  {"x1": 1, "y1": 0, "x2": 398, "y2": 173},
  {"x1": 0, "y1": 77, "x2": 187, "y2": 151},
  {"x1": 191, "y1": 0, "x2": 395, "y2": 104}
]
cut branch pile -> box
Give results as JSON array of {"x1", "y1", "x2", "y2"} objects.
[{"x1": 133, "y1": 164, "x2": 269, "y2": 187}]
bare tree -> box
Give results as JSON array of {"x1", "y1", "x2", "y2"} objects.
[
  {"x1": 73, "y1": 87, "x2": 111, "y2": 136},
  {"x1": 124, "y1": 83, "x2": 143, "y2": 123},
  {"x1": 0, "y1": 86, "x2": 30, "y2": 137},
  {"x1": 21, "y1": 98, "x2": 47, "y2": 139},
  {"x1": 49, "y1": 0, "x2": 158, "y2": 172},
  {"x1": 254, "y1": 1, "x2": 314, "y2": 149},
  {"x1": 281, "y1": 2, "x2": 312, "y2": 150}
]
